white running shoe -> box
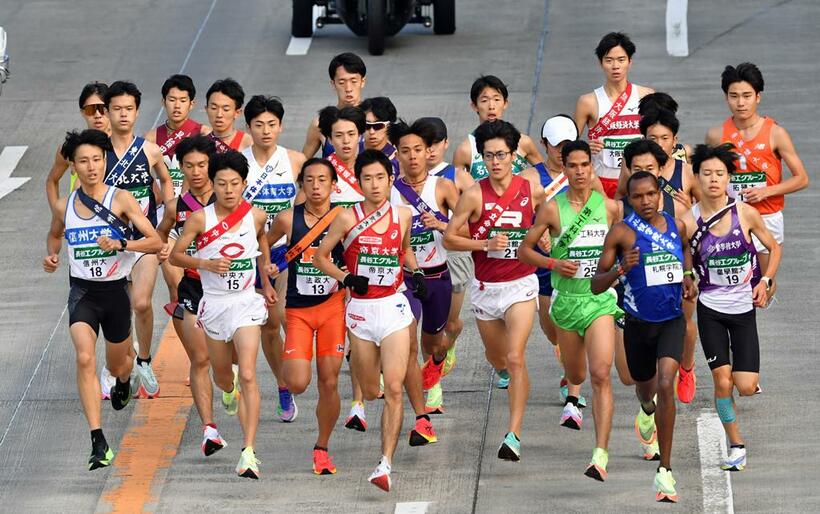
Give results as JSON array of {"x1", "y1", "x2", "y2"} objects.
[
  {"x1": 99, "y1": 367, "x2": 115, "y2": 400},
  {"x1": 368, "y1": 457, "x2": 392, "y2": 492},
  {"x1": 560, "y1": 402, "x2": 583, "y2": 430},
  {"x1": 135, "y1": 360, "x2": 160, "y2": 398},
  {"x1": 721, "y1": 446, "x2": 746, "y2": 471},
  {"x1": 201, "y1": 425, "x2": 227, "y2": 456}
]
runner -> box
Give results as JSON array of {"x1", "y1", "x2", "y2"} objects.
[
  {"x1": 313, "y1": 149, "x2": 426, "y2": 492},
  {"x1": 46, "y1": 82, "x2": 111, "y2": 212},
  {"x1": 574, "y1": 32, "x2": 654, "y2": 198},
  {"x1": 361, "y1": 96, "x2": 400, "y2": 176},
  {"x1": 519, "y1": 139, "x2": 622, "y2": 480},
  {"x1": 103, "y1": 80, "x2": 174, "y2": 399},
  {"x1": 158, "y1": 134, "x2": 228, "y2": 456},
  {"x1": 241, "y1": 94, "x2": 305, "y2": 422},
  {"x1": 265, "y1": 158, "x2": 345, "y2": 475},
  {"x1": 169, "y1": 150, "x2": 276, "y2": 479},
  {"x1": 389, "y1": 119, "x2": 459, "y2": 444},
  {"x1": 705, "y1": 62, "x2": 809, "y2": 295},
  {"x1": 205, "y1": 78, "x2": 252, "y2": 153},
  {"x1": 145, "y1": 74, "x2": 211, "y2": 338},
  {"x1": 681, "y1": 143, "x2": 781, "y2": 472},
  {"x1": 316, "y1": 105, "x2": 372, "y2": 429},
  {"x1": 638, "y1": 92, "x2": 690, "y2": 161},
  {"x1": 617, "y1": 117, "x2": 702, "y2": 404},
  {"x1": 303, "y1": 52, "x2": 367, "y2": 158},
  {"x1": 452, "y1": 75, "x2": 544, "y2": 180},
  {"x1": 591, "y1": 171, "x2": 697, "y2": 502},
  {"x1": 444, "y1": 120, "x2": 545, "y2": 461},
  {"x1": 416, "y1": 116, "x2": 474, "y2": 413},
  {"x1": 44, "y1": 129, "x2": 163, "y2": 470}
]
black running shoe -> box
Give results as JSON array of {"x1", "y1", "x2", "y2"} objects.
[
  {"x1": 111, "y1": 377, "x2": 131, "y2": 411},
  {"x1": 88, "y1": 443, "x2": 114, "y2": 471}
]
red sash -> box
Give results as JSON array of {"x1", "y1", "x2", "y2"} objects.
[
  {"x1": 469, "y1": 176, "x2": 525, "y2": 240},
  {"x1": 195, "y1": 201, "x2": 252, "y2": 251},
  {"x1": 156, "y1": 119, "x2": 201, "y2": 157},
  {"x1": 328, "y1": 153, "x2": 364, "y2": 195},
  {"x1": 588, "y1": 83, "x2": 633, "y2": 140}
]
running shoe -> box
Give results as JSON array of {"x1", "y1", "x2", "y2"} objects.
[
  {"x1": 201, "y1": 425, "x2": 227, "y2": 457},
  {"x1": 100, "y1": 367, "x2": 115, "y2": 400},
  {"x1": 635, "y1": 406, "x2": 660, "y2": 461},
  {"x1": 442, "y1": 343, "x2": 457, "y2": 377},
  {"x1": 676, "y1": 365, "x2": 696, "y2": 404},
  {"x1": 584, "y1": 447, "x2": 609, "y2": 482},
  {"x1": 558, "y1": 376, "x2": 588, "y2": 408},
  {"x1": 313, "y1": 448, "x2": 336, "y2": 475},
  {"x1": 135, "y1": 360, "x2": 160, "y2": 399},
  {"x1": 421, "y1": 357, "x2": 445, "y2": 390},
  {"x1": 368, "y1": 458, "x2": 392, "y2": 492},
  {"x1": 496, "y1": 369, "x2": 510, "y2": 389},
  {"x1": 425, "y1": 382, "x2": 444, "y2": 415},
  {"x1": 378, "y1": 373, "x2": 384, "y2": 399},
  {"x1": 754, "y1": 384, "x2": 762, "y2": 395},
  {"x1": 409, "y1": 416, "x2": 438, "y2": 446},
  {"x1": 110, "y1": 377, "x2": 132, "y2": 411},
  {"x1": 721, "y1": 446, "x2": 746, "y2": 471},
  {"x1": 236, "y1": 446, "x2": 260, "y2": 479},
  {"x1": 560, "y1": 402, "x2": 583, "y2": 430},
  {"x1": 497, "y1": 432, "x2": 521, "y2": 462},
  {"x1": 222, "y1": 386, "x2": 239, "y2": 416},
  {"x1": 88, "y1": 443, "x2": 114, "y2": 471},
  {"x1": 344, "y1": 401, "x2": 367, "y2": 432},
  {"x1": 655, "y1": 467, "x2": 679, "y2": 503},
  {"x1": 276, "y1": 387, "x2": 298, "y2": 422}
]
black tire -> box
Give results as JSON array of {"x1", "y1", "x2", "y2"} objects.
[
  {"x1": 292, "y1": 0, "x2": 313, "y2": 37},
  {"x1": 367, "y1": 0, "x2": 386, "y2": 55},
  {"x1": 433, "y1": 0, "x2": 455, "y2": 35}
]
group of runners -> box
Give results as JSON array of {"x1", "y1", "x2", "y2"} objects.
[{"x1": 43, "y1": 31, "x2": 808, "y2": 502}]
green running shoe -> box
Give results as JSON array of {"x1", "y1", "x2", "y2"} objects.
[
  {"x1": 496, "y1": 369, "x2": 510, "y2": 389},
  {"x1": 222, "y1": 386, "x2": 239, "y2": 416},
  {"x1": 635, "y1": 406, "x2": 659, "y2": 460},
  {"x1": 236, "y1": 446, "x2": 260, "y2": 479},
  {"x1": 655, "y1": 467, "x2": 678, "y2": 502},
  {"x1": 442, "y1": 344, "x2": 457, "y2": 376},
  {"x1": 497, "y1": 432, "x2": 521, "y2": 461},
  {"x1": 88, "y1": 445, "x2": 114, "y2": 471},
  {"x1": 425, "y1": 382, "x2": 444, "y2": 414},
  {"x1": 584, "y1": 447, "x2": 609, "y2": 481}
]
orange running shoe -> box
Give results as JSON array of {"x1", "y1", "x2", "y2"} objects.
[
  {"x1": 676, "y1": 365, "x2": 696, "y2": 404},
  {"x1": 408, "y1": 416, "x2": 438, "y2": 446},
  {"x1": 421, "y1": 357, "x2": 445, "y2": 390},
  {"x1": 312, "y1": 448, "x2": 337, "y2": 475}
]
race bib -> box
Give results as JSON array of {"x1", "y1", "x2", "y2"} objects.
[
  {"x1": 644, "y1": 252, "x2": 683, "y2": 287},
  {"x1": 410, "y1": 229, "x2": 436, "y2": 261},
  {"x1": 567, "y1": 224, "x2": 608, "y2": 278},
  {"x1": 602, "y1": 136, "x2": 638, "y2": 169},
  {"x1": 295, "y1": 248, "x2": 338, "y2": 296},
  {"x1": 707, "y1": 252, "x2": 752, "y2": 286},
  {"x1": 357, "y1": 253, "x2": 399, "y2": 286},
  {"x1": 169, "y1": 167, "x2": 185, "y2": 197},
  {"x1": 218, "y1": 258, "x2": 254, "y2": 291},
  {"x1": 729, "y1": 172, "x2": 766, "y2": 198},
  {"x1": 487, "y1": 227, "x2": 526, "y2": 260}
]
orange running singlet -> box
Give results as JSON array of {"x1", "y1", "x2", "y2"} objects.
[{"x1": 721, "y1": 116, "x2": 783, "y2": 215}]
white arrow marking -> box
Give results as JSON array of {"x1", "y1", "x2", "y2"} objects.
[{"x1": 0, "y1": 145, "x2": 29, "y2": 200}]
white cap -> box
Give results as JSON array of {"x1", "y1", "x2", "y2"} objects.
[{"x1": 540, "y1": 115, "x2": 578, "y2": 146}]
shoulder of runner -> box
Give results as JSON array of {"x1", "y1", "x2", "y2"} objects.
[
  {"x1": 574, "y1": 91, "x2": 598, "y2": 128},
  {"x1": 143, "y1": 139, "x2": 165, "y2": 167},
  {"x1": 287, "y1": 148, "x2": 306, "y2": 176},
  {"x1": 604, "y1": 196, "x2": 621, "y2": 226},
  {"x1": 143, "y1": 127, "x2": 157, "y2": 144},
  {"x1": 704, "y1": 125, "x2": 723, "y2": 145},
  {"x1": 636, "y1": 85, "x2": 656, "y2": 97},
  {"x1": 452, "y1": 138, "x2": 472, "y2": 168},
  {"x1": 251, "y1": 205, "x2": 268, "y2": 233}
]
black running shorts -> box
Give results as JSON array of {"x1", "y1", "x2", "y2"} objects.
[
  {"x1": 177, "y1": 274, "x2": 204, "y2": 317},
  {"x1": 697, "y1": 301, "x2": 760, "y2": 373},
  {"x1": 623, "y1": 314, "x2": 685, "y2": 383},
  {"x1": 68, "y1": 277, "x2": 131, "y2": 343}
]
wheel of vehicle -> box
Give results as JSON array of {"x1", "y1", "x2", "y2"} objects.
[
  {"x1": 433, "y1": 0, "x2": 455, "y2": 35},
  {"x1": 367, "y1": 0, "x2": 386, "y2": 55},
  {"x1": 292, "y1": 0, "x2": 314, "y2": 37}
]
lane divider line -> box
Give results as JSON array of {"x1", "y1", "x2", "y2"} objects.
[{"x1": 697, "y1": 410, "x2": 735, "y2": 513}]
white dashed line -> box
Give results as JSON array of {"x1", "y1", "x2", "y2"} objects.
[
  {"x1": 697, "y1": 410, "x2": 735, "y2": 513},
  {"x1": 666, "y1": 0, "x2": 689, "y2": 56}
]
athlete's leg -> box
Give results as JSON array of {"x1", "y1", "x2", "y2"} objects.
[
  {"x1": 379, "y1": 329, "x2": 411, "y2": 462},
  {"x1": 651, "y1": 357, "x2": 678, "y2": 470},
  {"x1": 556, "y1": 327, "x2": 587, "y2": 387},
  {"x1": 316, "y1": 355, "x2": 343, "y2": 448},
  {"x1": 105, "y1": 334, "x2": 135, "y2": 383},
  {"x1": 161, "y1": 260, "x2": 183, "y2": 303},
  {"x1": 233, "y1": 325, "x2": 262, "y2": 448},
  {"x1": 404, "y1": 321, "x2": 426, "y2": 416},
  {"x1": 70, "y1": 323, "x2": 102, "y2": 430},
  {"x1": 614, "y1": 328, "x2": 635, "y2": 386},
  {"x1": 542, "y1": 296, "x2": 582, "y2": 399},
  {"x1": 129, "y1": 254, "x2": 159, "y2": 359},
  {"x1": 260, "y1": 273, "x2": 288, "y2": 387},
  {"x1": 681, "y1": 298, "x2": 697, "y2": 371},
  {"x1": 476, "y1": 318, "x2": 508, "y2": 372},
  {"x1": 181, "y1": 311, "x2": 214, "y2": 425},
  {"x1": 503, "y1": 299, "x2": 536, "y2": 436},
  {"x1": 711, "y1": 365, "x2": 743, "y2": 445},
  {"x1": 585, "y1": 315, "x2": 616, "y2": 450},
  {"x1": 349, "y1": 334, "x2": 382, "y2": 401},
  {"x1": 444, "y1": 289, "x2": 465, "y2": 346}
]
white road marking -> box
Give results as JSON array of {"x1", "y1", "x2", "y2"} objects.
[
  {"x1": 697, "y1": 410, "x2": 735, "y2": 513},
  {"x1": 666, "y1": 0, "x2": 689, "y2": 57},
  {"x1": 0, "y1": 145, "x2": 29, "y2": 201},
  {"x1": 286, "y1": 5, "x2": 321, "y2": 56},
  {"x1": 394, "y1": 502, "x2": 431, "y2": 514}
]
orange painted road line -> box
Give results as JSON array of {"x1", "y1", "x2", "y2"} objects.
[{"x1": 100, "y1": 321, "x2": 192, "y2": 513}]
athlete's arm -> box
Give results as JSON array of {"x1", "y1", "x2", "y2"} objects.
[
  {"x1": 314, "y1": 208, "x2": 354, "y2": 283},
  {"x1": 143, "y1": 127, "x2": 157, "y2": 144},
  {"x1": 454, "y1": 167, "x2": 475, "y2": 193},
  {"x1": 238, "y1": 133, "x2": 253, "y2": 152},
  {"x1": 169, "y1": 211, "x2": 227, "y2": 273},
  {"x1": 254, "y1": 207, "x2": 276, "y2": 305},
  {"x1": 146, "y1": 142, "x2": 175, "y2": 207},
  {"x1": 156, "y1": 199, "x2": 176, "y2": 241},
  {"x1": 427, "y1": 178, "x2": 460, "y2": 233},
  {"x1": 45, "y1": 148, "x2": 71, "y2": 212},
  {"x1": 614, "y1": 164, "x2": 629, "y2": 200},
  {"x1": 574, "y1": 93, "x2": 603, "y2": 154},
  {"x1": 442, "y1": 185, "x2": 490, "y2": 252},
  {"x1": 704, "y1": 125, "x2": 722, "y2": 146},
  {"x1": 744, "y1": 124, "x2": 809, "y2": 203},
  {"x1": 288, "y1": 150, "x2": 307, "y2": 182},
  {"x1": 43, "y1": 198, "x2": 67, "y2": 272},
  {"x1": 266, "y1": 208, "x2": 292, "y2": 248},
  {"x1": 520, "y1": 134, "x2": 545, "y2": 165},
  {"x1": 605, "y1": 197, "x2": 623, "y2": 225},
  {"x1": 451, "y1": 139, "x2": 472, "y2": 171},
  {"x1": 520, "y1": 199, "x2": 557, "y2": 267},
  {"x1": 113, "y1": 190, "x2": 163, "y2": 255},
  {"x1": 683, "y1": 163, "x2": 702, "y2": 202},
  {"x1": 742, "y1": 203, "x2": 781, "y2": 307},
  {"x1": 590, "y1": 223, "x2": 627, "y2": 295},
  {"x1": 302, "y1": 117, "x2": 323, "y2": 157},
  {"x1": 676, "y1": 218, "x2": 697, "y2": 300}
]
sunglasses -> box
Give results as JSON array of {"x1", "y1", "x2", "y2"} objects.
[
  {"x1": 365, "y1": 121, "x2": 389, "y2": 132},
  {"x1": 82, "y1": 103, "x2": 107, "y2": 116}
]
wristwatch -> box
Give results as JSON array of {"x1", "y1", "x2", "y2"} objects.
[
  {"x1": 119, "y1": 239, "x2": 127, "y2": 251},
  {"x1": 761, "y1": 276, "x2": 772, "y2": 290}
]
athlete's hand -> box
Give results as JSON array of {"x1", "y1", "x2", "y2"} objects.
[
  {"x1": 203, "y1": 257, "x2": 231, "y2": 274},
  {"x1": 741, "y1": 187, "x2": 769, "y2": 204},
  {"x1": 411, "y1": 270, "x2": 428, "y2": 300},
  {"x1": 752, "y1": 282, "x2": 769, "y2": 308},
  {"x1": 672, "y1": 189, "x2": 692, "y2": 211},
  {"x1": 262, "y1": 281, "x2": 277, "y2": 307},
  {"x1": 43, "y1": 254, "x2": 60, "y2": 273},
  {"x1": 266, "y1": 263, "x2": 279, "y2": 279},
  {"x1": 682, "y1": 275, "x2": 697, "y2": 300},
  {"x1": 537, "y1": 233, "x2": 551, "y2": 253},
  {"x1": 420, "y1": 212, "x2": 445, "y2": 232},
  {"x1": 97, "y1": 236, "x2": 120, "y2": 253},
  {"x1": 588, "y1": 139, "x2": 604, "y2": 155},
  {"x1": 343, "y1": 273, "x2": 369, "y2": 295},
  {"x1": 553, "y1": 259, "x2": 579, "y2": 278},
  {"x1": 157, "y1": 242, "x2": 172, "y2": 263},
  {"x1": 488, "y1": 233, "x2": 509, "y2": 252},
  {"x1": 621, "y1": 247, "x2": 641, "y2": 274}
]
